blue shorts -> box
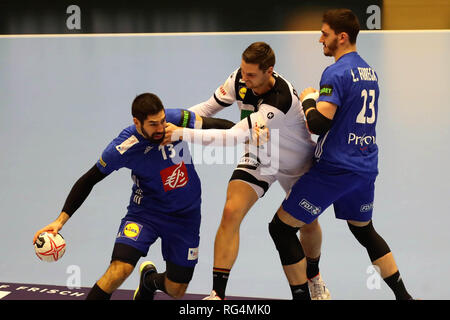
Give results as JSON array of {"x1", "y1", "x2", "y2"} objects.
[
  {"x1": 114, "y1": 207, "x2": 201, "y2": 268},
  {"x1": 282, "y1": 161, "x2": 376, "y2": 224}
]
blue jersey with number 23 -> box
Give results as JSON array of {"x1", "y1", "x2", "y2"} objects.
[{"x1": 316, "y1": 51, "x2": 379, "y2": 176}]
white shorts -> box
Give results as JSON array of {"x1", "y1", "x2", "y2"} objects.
[{"x1": 230, "y1": 152, "x2": 313, "y2": 198}]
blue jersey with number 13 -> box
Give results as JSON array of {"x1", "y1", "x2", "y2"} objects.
[{"x1": 95, "y1": 108, "x2": 201, "y2": 217}]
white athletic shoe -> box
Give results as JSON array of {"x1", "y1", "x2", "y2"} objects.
[
  {"x1": 308, "y1": 273, "x2": 331, "y2": 300},
  {"x1": 202, "y1": 290, "x2": 222, "y2": 300}
]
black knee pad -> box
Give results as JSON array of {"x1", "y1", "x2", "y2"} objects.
[
  {"x1": 348, "y1": 221, "x2": 391, "y2": 262},
  {"x1": 268, "y1": 214, "x2": 305, "y2": 266},
  {"x1": 166, "y1": 261, "x2": 195, "y2": 284},
  {"x1": 110, "y1": 243, "x2": 144, "y2": 267}
]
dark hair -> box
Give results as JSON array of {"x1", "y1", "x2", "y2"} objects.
[
  {"x1": 322, "y1": 9, "x2": 360, "y2": 44},
  {"x1": 131, "y1": 93, "x2": 164, "y2": 123},
  {"x1": 242, "y1": 42, "x2": 275, "y2": 71}
]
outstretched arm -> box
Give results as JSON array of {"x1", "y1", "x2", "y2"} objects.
[
  {"x1": 165, "y1": 108, "x2": 235, "y2": 129},
  {"x1": 164, "y1": 108, "x2": 273, "y2": 147},
  {"x1": 199, "y1": 116, "x2": 235, "y2": 129},
  {"x1": 32, "y1": 165, "x2": 107, "y2": 244},
  {"x1": 188, "y1": 95, "x2": 227, "y2": 117},
  {"x1": 172, "y1": 120, "x2": 250, "y2": 146}
]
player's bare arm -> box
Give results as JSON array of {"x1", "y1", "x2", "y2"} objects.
[{"x1": 32, "y1": 212, "x2": 70, "y2": 244}]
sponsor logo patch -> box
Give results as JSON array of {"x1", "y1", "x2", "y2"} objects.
[
  {"x1": 348, "y1": 133, "x2": 376, "y2": 151},
  {"x1": 239, "y1": 87, "x2": 247, "y2": 99},
  {"x1": 121, "y1": 221, "x2": 143, "y2": 241},
  {"x1": 181, "y1": 110, "x2": 190, "y2": 127},
  {"x1": 319, "y1": 85, "x2": 333, "y2": 96},
  {"x1": 188, "y1": 247, "x2": 199, "y2": 261},
  {"x1": 237, "y1": 153, "x2": 261, "y2": 170},
  {"x1": 160, "y1": 162, "x2": 189, "y2": 192},
  {"x1": 115, "y1": 135, "x2": 139, "y2": 155},
  {"x1": 219, "y1": 85, "x2": 227, "y2": 97},
  {"x1": 298, "y1": 198, "x2": 322, "y2": 215},
  {"x1": 360, "y1": 202, "x2": 374, "y2": 213},
  {"x1": 144, "y1": 146, "x2": 153, "y2": 154},
  {"x1": 98, "y1": 157, "x2": 107, "y2": 168}
]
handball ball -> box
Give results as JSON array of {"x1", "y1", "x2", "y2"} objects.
[{"x1": 34, "y1": 232, "x2": 66, "y2": 262}]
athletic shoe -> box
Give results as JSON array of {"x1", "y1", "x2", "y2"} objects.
[
  {"x1": 133, "y1": 261, "x2": 157, "y2": 300},
  {"x1": 308, "y1": 273, "x2": 331, "y2": 300},
  {"x1": 202, "y1": 290, "x2": 222, "y2": 300}
]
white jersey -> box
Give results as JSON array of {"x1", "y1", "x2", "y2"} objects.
[{"x1": 187, "y1": 68, "x2": 316, "y2": 196}]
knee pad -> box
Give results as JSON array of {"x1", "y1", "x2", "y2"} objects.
[
  {"x1": 268, "y1": 214, "x2": 305, "y2": 266},
  {"x1": 166, "y1": 261, "x2": 195, "y2": 284},
  {"x1": 111, "y1": 242, "x2": 143, "y2": 267},
  {"x1": 348, "y1": 221, "x2": 391, "y2": 262}
]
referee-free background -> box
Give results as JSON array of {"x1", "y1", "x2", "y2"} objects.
[{"x1": 0, "y1": 31, "x2": 448, "y2": 299}]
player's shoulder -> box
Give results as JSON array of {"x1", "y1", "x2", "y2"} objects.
[
  {"x1": 270, "y1": 72, "x2": 295, "y2": 100},
  {"x1": 109, "y1": 125, "x2": 143, "y2": 155},
  {"x1": 331, "y1": 52, "x2": 373, "y2": 72},
  {"x1": 116, "y1": 124, "x2": 139, "y2": 141},
  {"x1": 323, "y1": 60, "x2": 347, "y2": 79},
  {"x1": 165, "y1": 108, "x2": 184, "y2": 124},
  {"x1": 262, "y1": 72, "x2": 296, "y2": 113},
  {"x1": 233, "y1": 67, "x2": 241, "y2": 78},
  {"x1": 352, "y1": 54, "x2": 378, "y2": 78},
  {"x1": 166, "y1": 108, "x2": 197, "y2": 128},
  {"x1": 224, "y1": 68, "x2": 241, "y2": 84},
  {"x1": 231, "y1": 68, "x2": 244, "y2": 88},
  {"x1": 322, "y1": 56, "x2": 356, "y2": 84},
  {"x1": 98, "y1": 125, "x2": 143, "y2": 173}
]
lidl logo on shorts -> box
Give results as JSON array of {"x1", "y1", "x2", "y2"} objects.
[
  {"x1": 187, "y1": 247, "x2": 199, "y2": 261},
  {"x1": 299, "y1": 199, "x2": 322, "y2": 215},
  {"x1": 122, "y1": 221, "x2": 143, "y2": 241},
  {"x1": 360, "y1": 202, "x2": 374, "y2": 213}
]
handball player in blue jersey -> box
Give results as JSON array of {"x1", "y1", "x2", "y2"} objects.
[
  {"x1": 32, "y1": 93, "x2": 234, "y2": 300},
  {"x1": 268, "y1": 9, "x2": 413, "y2": 299}
]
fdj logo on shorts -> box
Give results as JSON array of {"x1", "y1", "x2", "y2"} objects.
[
  {"x1": 360, "y1": 202, "x2": 374, "y2": 213},
  {"x1": 299, "y1": 199, "x2": 322, "y2": 216},
  {"x1": 121, "y1": 221, "x2": 143, "y2": 241}
]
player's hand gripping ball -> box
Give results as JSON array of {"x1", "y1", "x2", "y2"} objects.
[{"x1": 34, "y1": 232, "x2": 66, "y2": 262}]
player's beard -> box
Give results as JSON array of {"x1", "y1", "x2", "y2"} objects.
[
  {"x1": 141, "y1": 126, "x2": 166, "y2": 144},
  {"x1": 323, "y1": 38, "x2": 338, "y2": 57}
]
